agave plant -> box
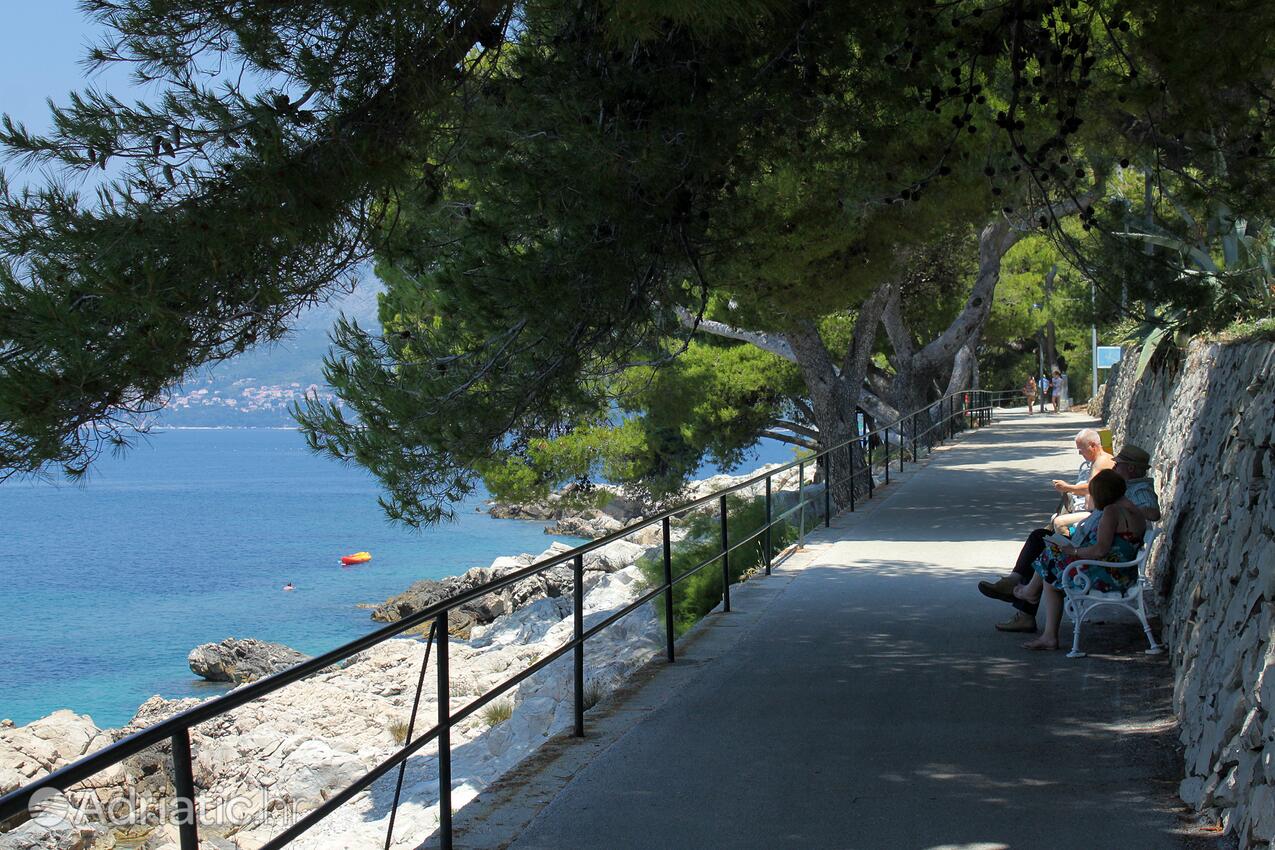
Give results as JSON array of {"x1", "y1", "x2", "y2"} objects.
[{"x1": 1116, "y1": 201, "x2": 1275, "y2": 377}]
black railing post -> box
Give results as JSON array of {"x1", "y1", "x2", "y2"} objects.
[
  {"x1": 764, "y1": 476, "x2": 772, "y2": 575},
  {"x1": 849, "y1": 446, "x2": 856, "y2": 512},
  {"x1": 884, "y1": 427, "x2": 890, "y2": 486},
  {"x1": 899, "y1": 425, "x2": 904, "y2": 472},
  {"x1": 912, "y1": 413, "x2": 917, "y2": 463},
  {"x1": 385, "y1": 621, "x2": 437, "y2": 850},
  {"x1": 823, "y1": 453, "x2": 831, "y2": 527},
  {"x1": 719, "y1": 494, "x2": 731, "y2": 613},
  {"x1": 171, "y1": 729, "x2": 198, "y2": 850},
  {"x1": 867, "y1": 443, "x2": 874, "y2": 499},
  {"x1": 436, "y1": 610, "x2": 452, "y2": 850},
  {"x1": 662, "y1": 517, "x2": 675, "y2": 660},
  {"x1": 573, "y1": 552, "x2": 584, "y2": 737}
]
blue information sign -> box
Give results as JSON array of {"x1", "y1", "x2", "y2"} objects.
[{"x1": 1096, "y1": 346, "x2": 1123, "y2": 369}]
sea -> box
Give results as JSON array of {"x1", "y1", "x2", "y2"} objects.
[{"x1": 0, "y1": 428, "x2": 793, "y2": 729}]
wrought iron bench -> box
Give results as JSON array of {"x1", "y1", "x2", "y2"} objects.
[{"x1": 1061, "y1": 524, "x2": 1164, "y2": 659}]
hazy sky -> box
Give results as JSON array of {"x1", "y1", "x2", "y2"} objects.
[
  {"x1": 0, "y1": 1, "x2": 123, "y2": 136},
  {"x1": 0, "y1": 2, "x2": 375, "y2": 313}
]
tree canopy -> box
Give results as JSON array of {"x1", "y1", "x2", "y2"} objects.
[{"x1": 3, "y1": 0, "x2": 1274, "y2": 521}]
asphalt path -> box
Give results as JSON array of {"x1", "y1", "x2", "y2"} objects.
[{"x1": 504, "y1": 412, "x2": 1188, "y2": 850}]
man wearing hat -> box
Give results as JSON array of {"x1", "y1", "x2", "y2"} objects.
[
  {"x1": 1112, "y1": 443, "x2": 1161, "y2": 522},
  {"x1": 977, "y1": 442, "x2": 1160, "y2": 633}
]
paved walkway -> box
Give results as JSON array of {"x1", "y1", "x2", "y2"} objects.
[{"x1": 471, "y1": 413, "x2": 1193, "y2": 849}]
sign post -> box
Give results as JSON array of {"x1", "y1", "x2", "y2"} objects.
[{"x1": 1090, "y1": 283, "x2": 1099, "y2": 398}]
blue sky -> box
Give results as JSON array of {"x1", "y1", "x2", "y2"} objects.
[
  {"x1": 0, "y1": 1, "x2": 123, "y2": 136},
  {"x1": 0, "y1": 3, "x2": 375, "y2": 307}
]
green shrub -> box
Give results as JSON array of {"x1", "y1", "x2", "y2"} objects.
[{"x1": 638, "y1": 494, "x2": 799, "y2": 637}]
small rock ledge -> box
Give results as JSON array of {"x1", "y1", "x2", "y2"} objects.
[{"x1": 188, "y1": 638, "x2": 312, "y2": 684}]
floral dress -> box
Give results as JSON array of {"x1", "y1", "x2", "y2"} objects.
[{"x1": 1032, "y1": 511, "x2": 1143, "y2": 594}]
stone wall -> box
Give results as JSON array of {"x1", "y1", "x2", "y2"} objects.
[{"x1": 1102, "y1": 339, "x2": 1275, "y2": 848}]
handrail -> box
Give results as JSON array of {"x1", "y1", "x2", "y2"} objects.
[{"x1": 0, "y1": 389, "x2": 1003, "y2": 848}]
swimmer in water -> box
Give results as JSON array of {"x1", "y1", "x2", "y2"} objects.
[{"x1": 283, "y1": 582, "x2": 295, "y2": 592}]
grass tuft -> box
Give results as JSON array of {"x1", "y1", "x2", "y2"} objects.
[
  {"x1": 584, "y1": 681, "x2": 606, "y2": 710},
  {"x1": 481, "y1": 701, "x2": 513, "y2": 727}
]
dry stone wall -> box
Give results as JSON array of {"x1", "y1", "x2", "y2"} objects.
[{"x1": 1102, "y1": 339, "x2": 1275, "y2": 848}]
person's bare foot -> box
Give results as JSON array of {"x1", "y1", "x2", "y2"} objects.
[
  {"x1": 1012, "y1": 584, "x2": 1041, "y2": 605},
  {"x1": 1022, "y1": 636, "x2": 1059, "y2": 650}
]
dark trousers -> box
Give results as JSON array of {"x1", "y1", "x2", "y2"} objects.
[{"x1": 1010, "y1": 528, "x2": 1050, "y2": 615}]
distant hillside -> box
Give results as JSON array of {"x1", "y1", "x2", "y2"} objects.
[{"x1": 161, "y1": 280, "x2": 383, "y2": 426}]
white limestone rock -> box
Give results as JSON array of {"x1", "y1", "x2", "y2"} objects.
[
  {"x1": 0, "y1": 711, "x2": 115, "y2": 797},
  {"x1": 470, "y1": 597, "x2": 571, "y2": 648},
  {"x1": 0, "y1": 819, "x2": 96, "y2": 850}
]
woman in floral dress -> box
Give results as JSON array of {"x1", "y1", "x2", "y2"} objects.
[{"x1": 1013, "y1": 470, "x2": 1147, "y2": 650}]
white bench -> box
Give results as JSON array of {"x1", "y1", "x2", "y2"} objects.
[{"x1": 1061, "y1": 524, "x2": 1164, "y2": 659}]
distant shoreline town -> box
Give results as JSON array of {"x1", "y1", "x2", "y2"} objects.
[{"x1": 163, "y1": 379, "x2": 345, "y2": 427}]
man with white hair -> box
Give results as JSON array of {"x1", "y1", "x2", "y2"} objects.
[
  {"x1": 1047, "y1": 428, "x2": 1114, "y2": 532},
  {"x1": 976, "y1": 429, "x2": 1116, "y2": 633}
]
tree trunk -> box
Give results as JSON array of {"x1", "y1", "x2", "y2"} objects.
[
  {"x1": 783, "y1": 320, "x2": 862, "y2": 510},
  {"x1": 943, "y1": 342, "x2": 977, "y2": 399},
  {"x1": 885, "y1": 215, "x2": 1018, "y2": 427},
  {"x1": 882, "y1": 182, "x2": 1104, "y2": 423}
]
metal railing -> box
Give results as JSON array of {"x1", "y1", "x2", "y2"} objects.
[{"x1": 0, "y1": 390, "x2": 1002, "y2": 849}]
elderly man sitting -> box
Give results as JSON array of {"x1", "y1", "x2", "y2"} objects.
[
  {"x1": 1048, "y1": 428, "x2": 1114, "y2": 532},
  {"x1": 977, "y1": 442, "x2": 1159, "y2": 633}
]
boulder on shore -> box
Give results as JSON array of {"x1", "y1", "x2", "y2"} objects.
[
  {"x1": 368, "y1": 539, "x2": 659, "y2": 637},
  {"x1": 188, "y1": 638, "x2": 311, "y2": 684},
  {"x1": 366, "y1": 543, "x2": 574, "y2": 635},
  {"x1": 488, "y1": 483, "x2": 649, "y2": 538},
  {"x1": 544, "y1": 511, "x2": 626, "y2": 539}
]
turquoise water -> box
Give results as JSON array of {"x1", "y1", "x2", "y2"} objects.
[
  {"x1": 0, "y1": 429, "x2": 795, "y2": 730},
  {"x1": 0, "y1": 429, "x2": 579, "y2": 729}
]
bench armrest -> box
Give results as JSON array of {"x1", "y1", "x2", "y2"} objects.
[{"x1": 1068, "y1": 557, "x2": 1140, "y2": 571}]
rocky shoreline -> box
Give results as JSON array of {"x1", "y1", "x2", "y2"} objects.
[
  {"x1": 487, "y1": 460, "x2": 816, "y2": 540},
  {"x1": 0, "y1": 462, "x2": 813, "y2": 850}
]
